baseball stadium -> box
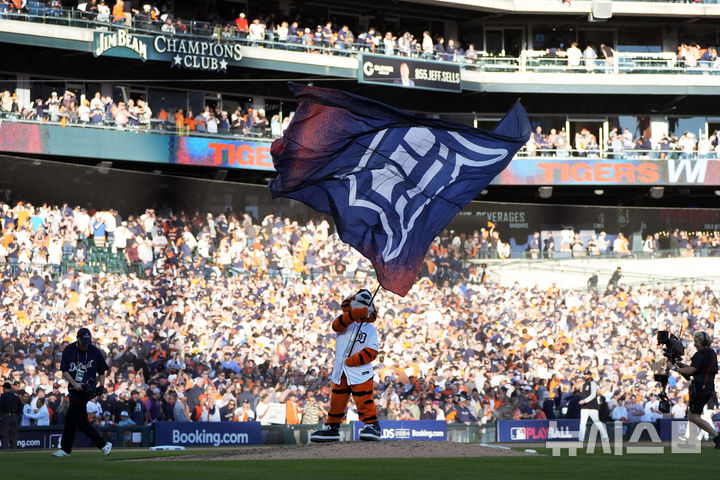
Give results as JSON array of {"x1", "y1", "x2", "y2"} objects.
[{"x1": 1, "y1": 0, "x2": 720, "y2": 478}]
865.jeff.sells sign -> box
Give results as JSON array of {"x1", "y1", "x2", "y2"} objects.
[{"x1": 359, "y1": 54, "x2": 462, "y2": 93}]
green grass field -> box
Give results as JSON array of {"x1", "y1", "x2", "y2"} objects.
[{"x1": 2, "y1": 447, "x2": 720, "y2": 480}]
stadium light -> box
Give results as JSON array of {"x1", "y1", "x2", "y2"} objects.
[
  {"x1": 594, "y1": 189, "x2": 604, "y2": 196},
  {"x1": 480, "y1": 189, "x2": 488, "y2": 195},
  {"x1": 715, "y1": 190, "x2": 720, "y2": 197},
  {"x1": 649, "y1": 186, "x2": 664, "y2": 199},
  {"x1": 538, "y1": 186, "x2": 553, "y2": 199}
]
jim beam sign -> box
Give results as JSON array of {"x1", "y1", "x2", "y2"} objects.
[
  {"x1": 154, "y1": 36, "x2": 242, "y2": 72},
  {"x1": 94, "y1": 30, "x2": 148, "y2": 61}
]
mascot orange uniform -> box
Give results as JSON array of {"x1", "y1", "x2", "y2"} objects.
[{"x1": 310, "y1": 289, "x2": 382, "y2": 442}]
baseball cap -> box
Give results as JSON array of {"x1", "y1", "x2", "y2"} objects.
[
  {"x1": 121, "y1": 411, "x2": 129, "y2": 417},
  {"x1": 583, "y1": 369, "x2": 592, "y2": 375},
  {"x1": 77, "y1": 327, "x2": 92, "y2": 345},
  {"x1": 153, "y1": 387, "x2": 161, "y2": 394}
]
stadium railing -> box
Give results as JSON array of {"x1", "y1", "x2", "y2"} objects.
[
  {"x1": 516, "y1": 147, "x2": 719, "y2": 161},
  {"x1": 1, "y1": 8, "x2": 719, "y2": 76},
  {"x1": 0, "y1": 114, "x2": 716, "y2": 161},
  {"x1": 473, "y1": 254, "x2": 720, "y2": 288},
  {"x1": 0, "y1": 112, "x2": 274, "y2": 142},
  {"x1": 613, "y1": 0, "x2": 719, "y2": 2}
]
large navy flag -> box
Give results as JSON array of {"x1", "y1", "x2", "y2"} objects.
[{"x1": 269, "y1": 83, "x2": 530, "y2": 296}]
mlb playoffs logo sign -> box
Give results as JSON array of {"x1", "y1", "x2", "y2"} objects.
[{"x1": 509, "y1": 423, "x2": 574, "y2": 441}]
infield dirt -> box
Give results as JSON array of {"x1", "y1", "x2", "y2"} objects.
[{"x1": 139, "y1": 441, "x2": 535, "y2": 461}]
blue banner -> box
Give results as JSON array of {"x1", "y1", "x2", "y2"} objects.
[
  {"x1": 497, "y1": 420, "x2": 579, "y2": 442},
  {"x1": 352, "y1": 420, "x2": 446, "y2": 441},
  {"x1": 154, "y1": 422, "x2": 262, "y2": 447},
  {"x1": 0, "y1": 428, "x2": 97, "y2": 449}
]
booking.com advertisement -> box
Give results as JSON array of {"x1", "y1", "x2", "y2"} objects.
[
  {"x1": 154, "y1": 422, "x2": 262, "y2": 447},
  {"x1": 352, "y1": 420, "x2": 446, "y2": 441},
  {"x1": 0, "y1": 430, "x2": 92, "y2": 449}
]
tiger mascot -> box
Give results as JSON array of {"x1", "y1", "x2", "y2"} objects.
[{"x1": 310, "y1": 288, "x2": 382, "y2": 442}]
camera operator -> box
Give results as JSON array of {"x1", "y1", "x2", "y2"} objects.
[
  {"x1": 671, "y1": 331, "x2": 720, "y2": 448},
  {"x1": 52, "y1": 328, "x2": 113, "y2": 457}
]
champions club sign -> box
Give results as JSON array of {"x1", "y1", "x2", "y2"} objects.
[
  {"x1": 154, "y1": 36, "x2": 242, "y2": 72},
  {"x1": 93, "y1": 32, "x2": 242, "y2": 72}
]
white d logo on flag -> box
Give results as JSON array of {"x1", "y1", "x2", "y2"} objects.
[{"x1": 344, "y1": 127, "x2": 509, "y2": 262}]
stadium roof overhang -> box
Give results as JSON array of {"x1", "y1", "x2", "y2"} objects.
[{"x1": 406, "y1": 0, "x2": 720, "y2": 17}]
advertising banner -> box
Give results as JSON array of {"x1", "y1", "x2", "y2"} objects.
[
  {"x1": 496, "y1": 157, "x2": 720, "y2": 186},
  {"x1": 450, "y1": 200, "x2": 720, "y2": 252},
  {"x1": 0, "y1": 122, "x2": 276, "y2": 171},
  {"x1": 497, "y1": 420, "x2": 579, "y2": 442},
  {"x1": 656, "y1": 419, "x2": 720, "y2": 441},
  {"x1": 0, "y1": 428, "x2": 95, "y2": 449},
  {"x1": 352, "y1": 420, "x2": 447, "y2": 441},
  {"x1": 2, "y1": 121, "x2": 720, "y2": 183},
  {"x1": 359, "y1": 54, "x2": 462, "y2": 92},
  {"x1": 93, "y1": 31, "x2": 243, "y2": 72},
  {"x1": 175, "y1": 137, "x2": 273, "y2": 169},
  {"x1": 154, "y1": 422, "x2": 262, "y2": 447}
]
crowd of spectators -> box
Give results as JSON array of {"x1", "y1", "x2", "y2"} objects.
[
  {"x1": 1, "y1": 200, "x2": 719, "y2": 432},
  {"x1": 1, "y1": 0, "x2": 483, "y2": 62},
  {"x1": 524, "y1": 124, "x2": 720, "y2": 159},
  {"x1": 0, "y1": 88, "x2": 287, "y2": 139},
  {"x1": 4, "y1": 0, "x2": 719, "y2": 73},
  {"x1": 537, "y1": 42, "x2": 719, "y2": 73},
  {"x1": 4, "y1": 86, "x2": 720, "y2": 162},
  {"x1": 530, "y1": 229, "x2": 720, "y2": 261}
]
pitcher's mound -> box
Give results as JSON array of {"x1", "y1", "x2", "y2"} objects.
[{"x1": 155, "y1": 442, "x2": 534, "y2": 461}]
